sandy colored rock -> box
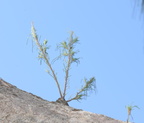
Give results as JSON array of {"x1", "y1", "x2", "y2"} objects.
[{"x1": 0, "y1": 79, "x2": 126, "y2": 123}]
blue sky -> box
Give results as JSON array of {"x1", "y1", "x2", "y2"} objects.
[{"x1": 0, "y1": 0, "x2": 143, "y2": 122}]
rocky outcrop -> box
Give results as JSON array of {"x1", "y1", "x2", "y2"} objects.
[{"x1": 0, "y1": 78, "x2": 126, "y2": 123}]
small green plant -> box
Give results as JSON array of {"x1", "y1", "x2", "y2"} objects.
[
  {"x1": 30, "y1": 23, "x2": 96, "y2": 105},
  {"x1": 125, "y1": 104, "x2": 140, "y2": 123}
]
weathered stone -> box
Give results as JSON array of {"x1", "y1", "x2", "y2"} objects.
[{"x1": 0, "y1": 79, "x2": 126, "y2": 123}]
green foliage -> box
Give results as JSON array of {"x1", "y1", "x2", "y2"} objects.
[
  {"x1": 67, "y1": 77, "x2": 96, "y2": 102},
  {"x1": 59, "y1": 31, "x2": 80, "y2": 64},
  {"x1": 30, "y1": 23, "x2": 96, "y2": 105},
  {"x1": 125, "y1": 104, "x2": 140, "y2": 123}
]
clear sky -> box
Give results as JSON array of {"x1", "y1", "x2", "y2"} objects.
[{"x1": 0, "y1": 0, "x2": 143, "y2": 123}]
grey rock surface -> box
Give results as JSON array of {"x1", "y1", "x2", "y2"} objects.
[{"x1": 0, "y1": 79, "x2": 126, "y2": 123}]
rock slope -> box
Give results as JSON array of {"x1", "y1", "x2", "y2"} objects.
[{"x1": 0, "y1": 78, "x2": 126, "y2": 123}]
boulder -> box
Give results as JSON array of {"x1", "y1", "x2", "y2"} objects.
[{"x1": 0, "y1": 79, "x2": 126, "y2": 123}]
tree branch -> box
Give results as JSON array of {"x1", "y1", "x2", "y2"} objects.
[{"x1": 31, "y1": 23, "x2": 63, "y2": 98}]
